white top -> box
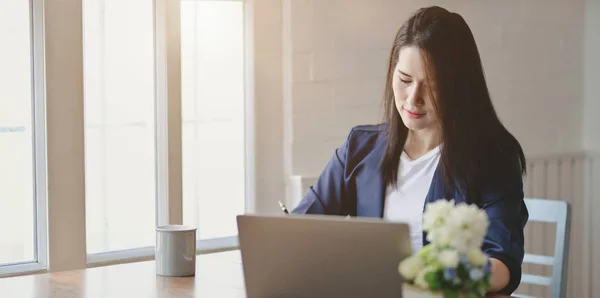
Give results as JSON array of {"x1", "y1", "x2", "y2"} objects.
[{"x1": 383, "y1": 146, "x2": 441, "y2": 254}]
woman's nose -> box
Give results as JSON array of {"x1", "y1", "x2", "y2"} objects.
[{"x1": 407, "y1": 85, "x2": 424, "y2": 106}]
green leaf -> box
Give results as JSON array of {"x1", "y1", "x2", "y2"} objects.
[
  {"x1": 418, "y1": 244, "x2": 434, "y2": 259},
  {"x1": 443, "y1": 290, "x2": 459, "y2": 298},
  {"x1": 477, "y1": 283, "x2": 489, "y2": 296},
  {"x1": 439, "y1": 275, "x2": 454, "y2": 289},
  {"x1": 467, "y1": 291, "x2": 482, "y2": 298},
  {"x1": 456, "y1": 264, "x2": 469, "y2": 279},
  {"x1": 424, "y1": 271, "x2": 442, "y2": 290},
  {"x1": 463, "y1": 279, "x2": 475, "y2": 290}
]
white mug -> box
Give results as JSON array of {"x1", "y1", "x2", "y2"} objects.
[{"x1": 155, "y1": 225, "x2": 197, "y2": 277}]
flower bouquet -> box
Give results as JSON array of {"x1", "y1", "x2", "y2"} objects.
[{"x1": 399, "y1": 200, "x2": 492, "y2": 298}]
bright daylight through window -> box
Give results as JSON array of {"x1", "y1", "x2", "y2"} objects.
[
  {"x1": 83, "y1": 0, "x2": 157, "y2": 254},
  {"x1": 181, "y1": 0, "x2": 246, "y2": 240},
  {"x1": 0, "y1": 0, "x2": 37, "y2": 266},
  {"x1": 0, "y1": 0, "x2": 248, "y2": 266},
  {"x1": 83, "y1": 0, "x2": 247, "y2": 256}
]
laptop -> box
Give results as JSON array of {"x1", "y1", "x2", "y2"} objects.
[{"x1": 236, "y1": 214, "x2": 411, "y2": 298}]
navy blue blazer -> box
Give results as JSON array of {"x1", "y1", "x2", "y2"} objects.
[{"x1": 291, "y1": 124, "x2": 528, "y2": 295}]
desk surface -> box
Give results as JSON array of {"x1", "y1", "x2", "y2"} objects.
[
  {"x1": 0, "y1": 251, "x2": 245, "y2": 298},
  {"x1": 0, "y1": 251, "x2": 511, "y2": 298}
]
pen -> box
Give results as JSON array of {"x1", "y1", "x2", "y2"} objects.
[{"x1": 278, "y1": 200, "x2": 290, "y2": 215}]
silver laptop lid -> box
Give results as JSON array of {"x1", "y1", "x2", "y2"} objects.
[{"x1": 237, "y1": 214, "x2": 411, "y2": 298}]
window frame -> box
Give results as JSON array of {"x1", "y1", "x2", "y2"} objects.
[
  {"x1": 0, "y1": 0, "x2": 49, "y2": 277},
  {"x1": 1, "y1": 0, "x2": 254, "y2": 276},
  {"x1": 86, "y1": 0, "x2": 253, "y2": 265}
]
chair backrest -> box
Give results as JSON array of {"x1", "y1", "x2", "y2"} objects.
[{"x1": 516, "y1": 198, "x2": 571, "y2": 298}]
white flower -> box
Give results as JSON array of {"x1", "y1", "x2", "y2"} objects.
[
  {"x1": 398, "y1": 256, "x2": 423, "y2": 281},
  {"x1": 467, "y1": 249, "x2": 488, "y2": 267},
  {"x1": 443, "y1": 203, "x2": 489, "y2": 252},
  {"x1": 423, "y1": 199, "x2": 456, "y2": 232},
  {"x1": 437, "y1": 249, "x2": 459, "y2": 268},
  {"x1": 423, "y1": 200, "x2": 490, "y2": 256},
  {"x1": 414, "y1": 266, "x2": 436, "y2": 289},
  {"x1": 426, "y1": 225, "x2": 454, "y2": 247},
  {"x1": 423, "y1": 200, "x2": 458, "y2": 247}
]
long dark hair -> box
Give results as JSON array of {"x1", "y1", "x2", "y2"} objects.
[{"x1": 379, "y1": 6, "x2": 526, "y2": 205}]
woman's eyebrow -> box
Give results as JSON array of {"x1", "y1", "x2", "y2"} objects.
[{"x1": 397, "y1": 69, "x2": 412, "y2": 77}]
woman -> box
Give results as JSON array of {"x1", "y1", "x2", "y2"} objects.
[{"x1": 291, "y1": 6, "x2": 528, "y2": 296}]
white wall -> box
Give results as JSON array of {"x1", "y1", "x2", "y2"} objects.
[
  {"x1": 584, "y1": 0, "x2": 600, "y2": 151},
  {"x1": 583, "y1": 0, "x2": 600, "y2": 294},
  {"x1": 285, "y1": 0, "x2": 586, "y2": 177},
  {"x1": 253, "y1": 0, "x2": 286, "y2": 214}
]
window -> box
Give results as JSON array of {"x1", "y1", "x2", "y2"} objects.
[
  {"x1": 84, "y1": 0, "x2": 248, "y2": 259},
  {"x1": 180, "y1": 0, "x2": 246, "y2": 240},
  {"x1": 0, "y1": 0, "x2": 46, "y2": 273},
  {"x1": 1, "y1": 0, "x2": 250, "y2": 274},
  {"x1": 83, "y1": 0, "x2": 157, "y2": 254}
]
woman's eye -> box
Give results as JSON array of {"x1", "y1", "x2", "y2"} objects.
[{"x1": 400, "y1": 79, "x2": 411, "y2": 84}]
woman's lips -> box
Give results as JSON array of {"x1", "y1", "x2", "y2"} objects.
[{"x1": 404, "y1": 107, "x2": 425, "y2": 119}]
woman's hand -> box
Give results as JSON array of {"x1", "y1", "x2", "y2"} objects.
[{"x1": 488, "y1": 258, "x2": 511, "y2": 293}]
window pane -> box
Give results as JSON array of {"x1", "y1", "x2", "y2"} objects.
[
  {"x1": 0, "y1": 0, "x2": 36, "y2": 265},
  {"x1": 181, "y1": 1, "x2": 246, "y2": 240},
  {"x1": 84, "y1": 0, "x2": 156, "y2": 254}
]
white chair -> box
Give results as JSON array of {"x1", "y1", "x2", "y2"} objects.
[{"x1": 514, "y1": 198, "x2": 571, "y2": 298}]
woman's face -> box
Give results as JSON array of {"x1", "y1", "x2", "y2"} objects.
[{"x1": 392, "y1": 46, "x2": 439, "y2": 133}]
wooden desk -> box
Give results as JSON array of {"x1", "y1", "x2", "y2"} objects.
[
  {"x1": 0, "y1": 251, "x2": 511, "y2": 297},
  {"x1": 0, "y1": 251, "x2": 245, "y2": 298}
]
